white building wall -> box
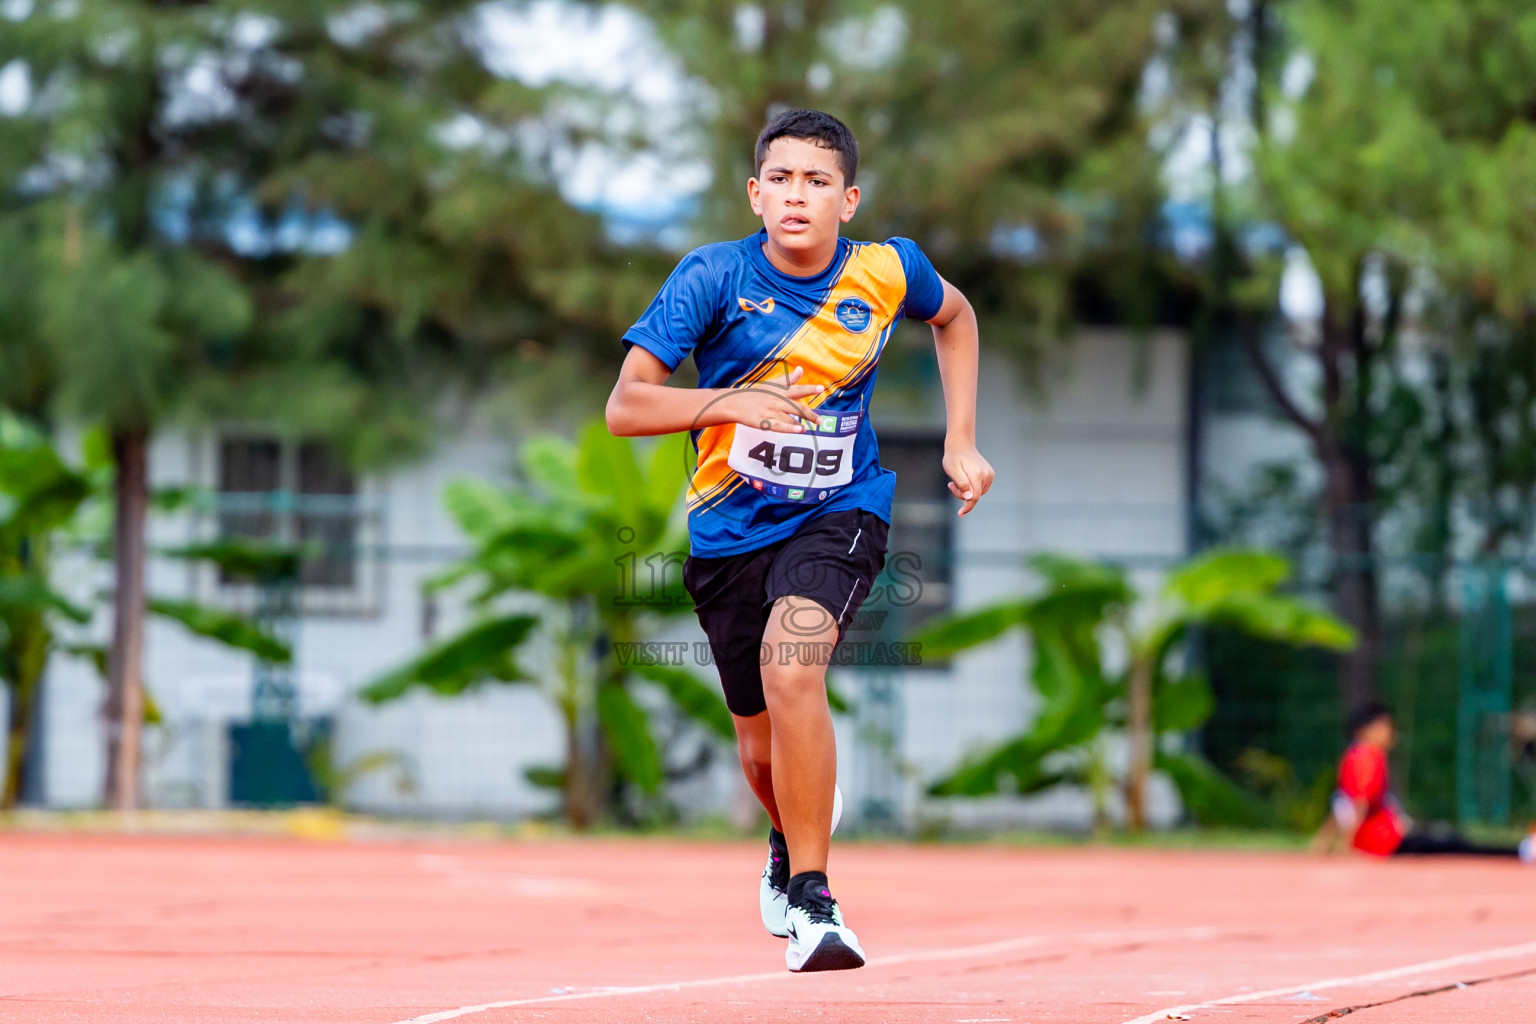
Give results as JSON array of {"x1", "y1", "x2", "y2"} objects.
[
  {"x1": 36, "y1": 329, "x2": 1192, "y2": 827},
  {"x1": 878, "y1": 329, "x2": 1191, "y2": 830}
]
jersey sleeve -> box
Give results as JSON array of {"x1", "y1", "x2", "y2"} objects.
[
  {"x1": 1338, "y1": 746, "x2": 1385, "y2": 803},
  {"x1": 622, "y1": 249, "x2": 720, "y2": 371},
  {"x1": 887, "y1": 237, "x2": 946, "y2": 322}
]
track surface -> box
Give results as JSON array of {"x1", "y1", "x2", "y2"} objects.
[{"x1": 2, "y1": 832, "x2": 1533, "y2": 1023}]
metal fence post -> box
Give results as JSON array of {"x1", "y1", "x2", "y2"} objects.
[{"x1": 1457, "y1": 564, "x2": 1512, "y2": 826}]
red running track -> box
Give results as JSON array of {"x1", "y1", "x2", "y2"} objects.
[{"x1": 1, "y1": 831, "x2": 1534, "y2": 1023}]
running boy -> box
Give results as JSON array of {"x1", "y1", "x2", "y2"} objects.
[
  {"x1": 1313, "y1": 701, "x2": 1535, "y2": 862},
  {"x1": 606, "y1": 109, "x2": 993, "y2": 971}
]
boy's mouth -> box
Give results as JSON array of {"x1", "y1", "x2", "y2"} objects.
[{"x1": 779, "y1": 215, "x2": 810, "y2": 233}]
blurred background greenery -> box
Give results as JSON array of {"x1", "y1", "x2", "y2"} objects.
[{"x1": 2, "y1": 0, "x2": 1536, "y2": 839}]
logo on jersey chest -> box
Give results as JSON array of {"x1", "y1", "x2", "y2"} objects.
[
  {"x1": 738, "y1": 297, "x2": 775, "y2": 314},
  {"x1": 835, "y1": 297, "x2": 872, "y2": 333}
]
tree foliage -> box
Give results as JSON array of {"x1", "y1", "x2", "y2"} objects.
[
  {"x1": 626, "y1": 0, "x2": 1222, "y2": 351},
  {"x1": 0, "y1": 412, "x2": 289, "y2": 808},
  {"x1": 361, "y1": 420, "x2": 730, "y2": 827},
  {"x1": 0, "y1": 0, "x2": 665, "y2": 806},
  {"x1": 913, "y1": 549, "x2": 1352, "y2": 829},
  {"x1": 1202, "y1": 0, "x2": 1536, "y2": 704}
]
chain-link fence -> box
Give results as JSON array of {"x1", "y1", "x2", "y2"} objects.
[{"x1": 13, "y1": 496, "x2": 1536, "y2": 836}]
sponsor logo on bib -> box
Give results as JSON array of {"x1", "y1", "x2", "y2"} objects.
[{"x1": 738, "y1": 297, "x2": 775, "y2": 314}]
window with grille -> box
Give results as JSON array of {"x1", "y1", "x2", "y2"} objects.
[
  {"x1": 212, "y1": 437, "x2": 377, "y2": 613},
  {"x1": 861, "y1": 432, "x2": 953, "y2": 669}
]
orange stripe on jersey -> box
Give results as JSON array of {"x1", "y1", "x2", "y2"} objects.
[
  {"x1": 685, "y1": 423, "x2": 737, "y2": 510},
  {"x1": 768, "y1": 242, "x2": 906, "y2": 402},
  {"x1": 731, "y1": 247, "x2": 856, "y2": 391},
  {"x1": 687, "y1": 242, "x2": 907, "y2": 510}
]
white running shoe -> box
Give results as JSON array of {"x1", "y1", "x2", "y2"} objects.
[
  {"x1": 760, "y1": 785, "x2": 845, "y2": 938},
  {"x1": 784, "y1": 883, "x2": 865, "y2": 972},
  {"x1": 760, "y1": 832, "x2": 790, "y2": 937}
]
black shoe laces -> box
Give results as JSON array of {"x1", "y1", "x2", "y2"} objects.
[
  {"x1": 767, "y1": 835, "x2": 790, "y2": 891},
  {"x1": 794, "y1": 889, "x2": 838, "y2": 925}
]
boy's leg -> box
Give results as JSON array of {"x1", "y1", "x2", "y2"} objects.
[
  {"x1": 761, "y1": 592, "x2": 864, "y2": 971},
  {"x1": 732, "y1": 710, "x2": 781, "y2": 831},
  {"x1": 760, "y1": 595, "x2": 839, "y2": 875},
  {"x1": 1395, "y1": 831, "x2": 1524, "y2": 857}
]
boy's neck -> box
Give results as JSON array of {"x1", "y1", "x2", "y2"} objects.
[{"x1": 760, "y1": 232, "x2": 839, "y2": 278}]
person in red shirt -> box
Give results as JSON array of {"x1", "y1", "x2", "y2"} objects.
[{"x1": 1314, "y1": 701, "x2": 1535, "y2": 861}]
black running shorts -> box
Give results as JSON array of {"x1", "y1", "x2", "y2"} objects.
[{"x1": 682, "y1": 507, "x2": 889, "y2": 717}]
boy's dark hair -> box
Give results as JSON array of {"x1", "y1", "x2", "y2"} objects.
[
  {"x1": 754, "y1": 108, "x2": 859, "y2": 186},
  {"x1": 1347, "y1": 700, "x2": 1394, "y2": 738}
]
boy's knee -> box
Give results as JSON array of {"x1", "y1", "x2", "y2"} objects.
[
  {"x1": 737, "y1": 733, "x2": 772, "y2": 767},
  {"x1": 761, "y1": 663, "x2": 826, "y2": 707}
]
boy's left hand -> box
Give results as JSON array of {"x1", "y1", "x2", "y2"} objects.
[{"x1": 942, "y1": 443, "x2": 994, "y2": 517}]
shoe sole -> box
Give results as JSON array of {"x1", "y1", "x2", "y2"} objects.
[{"x1": 789, "y1": 933, "x2": 865, "y2": 972}]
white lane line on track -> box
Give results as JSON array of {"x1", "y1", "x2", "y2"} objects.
[
  {"x1": 1119, "y1": 938, "x2": 1536, "y2": 1024},
  {"x1": 385, "y1": 925, "x2": 1226, "y2": 1024}
]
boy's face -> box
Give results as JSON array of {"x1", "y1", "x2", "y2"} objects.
[
  {"x1": 748, "y1": 137, "x2": 860, "y2": 256},
  {"x1": 1359, "y1": 716, "x2": 1397, "y2": 751}
]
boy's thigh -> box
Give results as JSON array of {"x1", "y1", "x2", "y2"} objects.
[
  {"x1": 683, "y1": 547, "x2": 776, "y2": 717},
  {"x1": 765, "y1": 508, "x2": 889, "y2": 642}
]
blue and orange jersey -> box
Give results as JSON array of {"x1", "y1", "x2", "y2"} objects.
[{"x1": 623, "y1": 228, "x2": 945, "y2": 557}]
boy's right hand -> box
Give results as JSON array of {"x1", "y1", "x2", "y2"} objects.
[{"x1": 720, "y1": 366, "x2": 824, "y2": 432}]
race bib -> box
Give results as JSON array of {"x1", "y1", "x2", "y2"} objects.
[{"x1": 727, "y1": 410, "x2": 861, "y2": 502}]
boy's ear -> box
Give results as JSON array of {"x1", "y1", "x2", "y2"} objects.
[
  {"x1": 839, "y1": 184, "x2": 861, "y2": 224},
  {"x1": 747, "y1": 176, "x2": 764, "y2": 218}
]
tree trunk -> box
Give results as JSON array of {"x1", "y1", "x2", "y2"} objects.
[
  {"x1": 104, "y1": 429, "x2": 148, "y2": 811},
  {"x1": 1238, "y1": 285, "x2": 1383, "y2": 712},
  {"x1": 1321, "y1": 438, "x2": 1381, "y2": 712},
  {"x1": 1125, "y1": 655, "x2": 1153, "y2": 831},
  {"x1": 1317, "y1": 300, "x2": 1382, "y2": 713},
  {"x1": 563, "y1": 707, "x2": 591, "y2": 830},
  {"x1": 3, "y1": 678, "x2": 31, "y2": 809},
  {"x1": 2, "y1": 597, "x2": 50, "y2": 809}
]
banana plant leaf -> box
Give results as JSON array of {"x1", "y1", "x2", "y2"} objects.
[
  {"x1": 0, "y1": 576, "x2": 91, "y2": 624},
  {"x1": 372, "y1": 423, "x2": 699, "y2": 822},
  {"x1": 928, "y1": 732, "x2": 1079, "y2": 797},
  {"x1": 519, "y1": 435, "x2": 585, "y2": 506},
  {"x1": 160, "y1": 539, "x2": 302, "y2": 583},
  {"x1": 1152, "y1": 671, "x2": 1216, "y2": 733},
  {"x1": 148, "y1": 599, "x2": 293, "y2": 664},
  {"x1": 627, "y1": 662, "x2": 734, "y2": 740},
  {"x1": 597, "y1": 684, "x2": 662, "y2": 794},
  {"x1": 908, "y1": 600, "x2": 1031, "y2": 658},
  {"x1": 1163, "y1": 549, "x2": 1290, "y2": 606},
  {"x1": 524, "y1": 764, "x2": 566, "y2": 791},
  {"x1": 1155, "y1": 748, "x2": 1266, "y2": 827},
  {"x1": 0, "y1": 423, "x2": 94, "y2": 543},
  {"x1": 361, "y1": 613, "x2": 538, "y2": 703},
  {"x1": 577, "y1": 421, "x2": 646, "y2": 512}
]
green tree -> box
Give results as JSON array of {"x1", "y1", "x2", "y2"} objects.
[
  {"x1": 1199, "y1": 0, "x2": 1536, "y2": 706},
  {"x1": 628, "y1": 0, "x2": 1221, "y2": 347},
  {"x1": 913, "y1": 550, "x2": 1353, "y2": 830},
  {"x1": 0, "y1": 413, "x2": 94, "y2": 808},
  {"x1": 0, "y1": 412, "x2": 291, "y2": 807},
  {"x1": 362, "y1": 422, "x2": 732, "y2": 827},
  {"x1": 0, "y1": 2, "x2": 656, "y2": 807}
]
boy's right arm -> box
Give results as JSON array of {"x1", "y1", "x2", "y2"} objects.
[{"x1": 605, "y1": 347, "x2": 825, "y2": 438}]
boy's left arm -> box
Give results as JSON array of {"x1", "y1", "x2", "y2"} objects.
[{"x1": 927, "y1": 279, "x2": 994, "y2": 517}]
